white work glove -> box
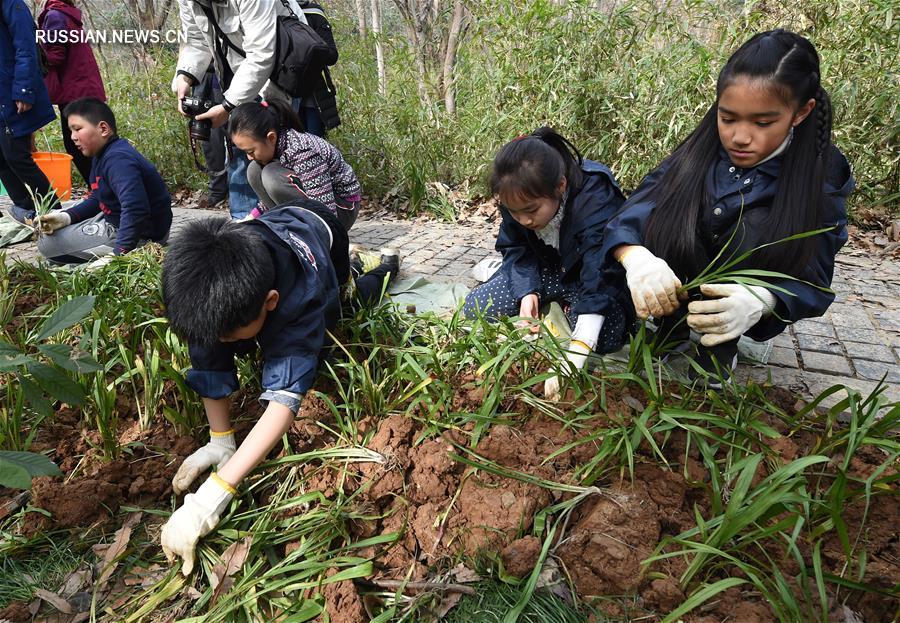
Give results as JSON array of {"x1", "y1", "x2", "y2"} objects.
[
  {"x1": 620, "y1": 246, "x2": 682, "y2": 319},
  {"x1": 686, "y1": 283, "x2": 777, "y2": 346},
  {"x1": 161, "y1": 474, "x2": 235, "y2": 575},
  {"x1": 172, "y1": 431, "x2": 236, "y2": 495},
  {"x1": 544, "y1": 339, "x2": 592, "y2": 402},
  {"x1": 37, "y1": 211, "x2": 71, "y2": 235},
  {"x1": 83, "y1": 255, "x2": 114, "y2": 271}
]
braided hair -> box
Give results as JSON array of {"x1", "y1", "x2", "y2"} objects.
[
  {"x1": 643, "y1": 29, "x2": 833, "y2": 279},
  {"x1": 490, "y1": 127, "x2": 584, "y2": 204},
  {"x1": 228, "y1": 99, "x2": 304, "y2": 141}
]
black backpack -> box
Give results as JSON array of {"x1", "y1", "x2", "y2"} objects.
[{"x1": 199, "y1": 0, "x2": 333, "y2": 98}]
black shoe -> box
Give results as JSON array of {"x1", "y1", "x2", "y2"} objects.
[
  {"x1": 690, "y1": 344, "x2": 739, "y2": 389},
  {"x1": 379, "y1": 247, "x2": 401, "y2": 285}
]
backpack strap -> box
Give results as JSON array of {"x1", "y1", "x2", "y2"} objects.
[{"x1": 198, "y1": 3, "x2": 246, "y2": 58}]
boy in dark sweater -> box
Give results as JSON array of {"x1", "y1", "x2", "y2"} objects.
[
  {"x1": 159, "y1": 203, "x2": 399, "y2": 575},
  {"x1": 36, "y1": 98, "x2": 172, "y2": 264}
]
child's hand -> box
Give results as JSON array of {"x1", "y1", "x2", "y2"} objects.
[
  {"x1": 161, "y1": 474, "x2": 234, "y2": 575},
  {"x1": 172, "y1": 432, "x2": 237, "y2": 494},
  {"x1": 686, "y1": 283, "x2": 776, "y2": 346},
  {"x1": 543, "y1": 339, "x2": 591, "y2": 402},
  {"x1": 36, "y1": 211, "x2": 71, "y2": 235},
  {"x1": 619, "y1": 246, "x2": 681, "y2": 319},
  {"x1": 518, "y1": 293, "x2": 540, "y2": 334}
]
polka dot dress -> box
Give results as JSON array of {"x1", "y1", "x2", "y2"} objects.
[{"x1": 463, "y1": 265, "x2": 627, "y2": 353}]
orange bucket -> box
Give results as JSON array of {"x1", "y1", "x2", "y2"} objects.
[{"x1": 33, "y1": 152, "x2": 73, "y2": 201}]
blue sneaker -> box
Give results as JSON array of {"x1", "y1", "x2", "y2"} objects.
[{"x1": 8, "y1": 205, "x2": 36, "y2": 225}]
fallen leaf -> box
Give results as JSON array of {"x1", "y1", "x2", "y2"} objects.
[
  {"x1": 449, "y1": 564, "x2": 481, "y2": 584},
  {"x1": 622, "y1": 395, "x2": 645, "y2": 413},
  {"x1": 434, "y1": 591, "x2": 462, "y2": 617},
  {"x1": 34, "y1": 589, "x2": 73, "y2": 614},
  {"x1": 185, "y1": 587, "x2": 203, "y2": 599},
  {"x1": 96, "y1": 512, "x2": 142, "y2": 587},
  {"x1": 209, "y1": 537, "x2": 253, "y2": 606},
  {"x1": 210, "y1": 537, "x2": 252, "y2": 590},
  {"x1": 57, "y1": 567, "x2": 91, "y2": 598}
]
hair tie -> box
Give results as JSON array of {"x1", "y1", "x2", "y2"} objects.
[
  {"x1": 513, "y1": 134, "x2": 529, "y2": 141},
  {"x1": 260, "y1": 101, "x2": 269, "y2": 108}
]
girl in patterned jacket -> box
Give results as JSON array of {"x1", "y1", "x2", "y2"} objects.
[{"x1": 229, "y1": 100, "x2": 362, "y2": 230}]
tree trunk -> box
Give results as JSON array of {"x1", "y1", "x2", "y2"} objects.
[
  {"x1": 371, "y1": 0, "x2": 386, "y2": 96},
  {"x1": 134, "y1": 0, "x2": 175, "y2": 32},
  {"x1": 441, "y1": 0, "x2": 465, "y2": 115},
  {"x1": 355, "y1": 0, "x2": 369, "y2": 36},
  {"x1": 393, "y1": 1, "x2": 434, "y2": 112}
]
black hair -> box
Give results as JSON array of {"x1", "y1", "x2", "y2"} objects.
[
  {"x1": 63, "y1": 97, "x2": 117, "y2": 133},
  {"x1": 490, "y1": 126, "x2": 584, "y2": 204},
  {"x1": 228, "y1": 99, "x2": 304, "y2": 141},
  {"x1": 162, "y1": 217, "x2": 276, "y2": 345},
  {"x1": 643, "y1": 29, "x2": 832, "y2": 279}
]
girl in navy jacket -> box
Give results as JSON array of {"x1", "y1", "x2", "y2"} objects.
[
  {"x1": 602, "y1": 30, "x2": 854, "y2": 383},
  {"x1": 464, "y1": 128, "x2": 631, "y2": 399}
]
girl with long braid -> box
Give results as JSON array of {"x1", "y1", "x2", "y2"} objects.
[{"x1": 601, "y1": 30, "x2": 855, "y2": 386}]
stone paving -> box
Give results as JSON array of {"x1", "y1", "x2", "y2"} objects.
[{"x1": 3, "y1": 200, "x2": 898, "y2": 406}]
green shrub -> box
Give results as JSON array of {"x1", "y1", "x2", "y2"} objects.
[
  {"x1": 37, "y1": 49, "x2": 205, "y2": 192},
  {"x1": 42, "y1": 0, "x2": 896, "y2": 218},
  {"x1": 330, "y1": 0, "x2": 898, "y2": 217}
]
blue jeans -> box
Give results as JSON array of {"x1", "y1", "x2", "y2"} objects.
[
  {"x1": 291, "y1": 97, "x2": 325, "y2": 138},
  {"x1": 227, "y1": 149, "x2": 256, "y2": 219}
]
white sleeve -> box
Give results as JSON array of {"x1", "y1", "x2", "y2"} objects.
[
  {"x1": 571, "y1": 314, "x2": 605, "y2": 351},
  {"x1": 221, "y1": 0, "x2": 279, "y2": 105},
  {"x1": 173, "y1": 0, "x2": 213, "y2": 90}
]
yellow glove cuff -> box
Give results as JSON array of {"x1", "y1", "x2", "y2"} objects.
[
  {"x1": 210, "y1": 472, "x2": 238, "y2": 496},
  {"x1": 210, "y1": 428, "x2": 235, "y2": 438},
  {"x1": 569, "y1": 339, "x2": 592, "y2": 353}
]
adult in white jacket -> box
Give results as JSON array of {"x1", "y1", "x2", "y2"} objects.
[{"x1": 172, "y1": 0, "x2": 306, "y2": 218}]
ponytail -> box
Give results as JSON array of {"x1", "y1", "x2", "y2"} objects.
[
  {"x1": 490, "y1": 126, "x2": 584, "y2": 203},
  {"x1": 643, "y1": 29, "x2": 832, "y2": 280},
  {"x1": 228, "y1": 99, "x2": 305, "y2": 141}
]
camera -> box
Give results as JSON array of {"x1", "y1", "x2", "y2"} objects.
[{"x1": 181, "y1": 94, "x2": 215, "y2": 142}]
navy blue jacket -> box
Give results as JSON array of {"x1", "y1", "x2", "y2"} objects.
[
  {"x1": 186, "y1": 207, "x2": 342, "y2": 408},
  {"x1": 0, "y1": 0, "x2": 56, "y2": 137},
  {"x1": 601, "y1": 144, "x2": 855, "y2": 340},
  {"x1": 496, "y1": 159, "x2": 626, "y2": 317},
  {"x1": 65, "y1": 137, "x2": 172, "y2": 255}
]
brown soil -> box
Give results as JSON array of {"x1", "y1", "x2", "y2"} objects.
[
  {"x1": 12, "y1": 407, "x2": 198, "y2": 534},
  {"x1": 305, "y1": 386, "x2": 897, "y2": 622},
  {"x1": 0, "y1": 601, "x2": 31, "y2": 623},
  {"x1": 501, "y1": 536, "x2": 542, "y2": 578},
  {"x1": 5, "y1": 365, "x2": 898, "y2": 623},
  {"x1": 322, "y1": 568, "x2": 367, "y2": 623}
]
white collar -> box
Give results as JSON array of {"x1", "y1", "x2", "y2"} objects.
[{"x1": 754, "y1": 129, "x2": 793, "y2": 167}]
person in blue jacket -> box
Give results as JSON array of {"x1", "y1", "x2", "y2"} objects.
[
  {"x1": 35, "y1": 98, "x2": 172, "y2": 264},
  {"x1": 1, "y1": 0, "x2": 57, "y2": 223},
  {"x1": 157, "y1": 202, "x2": 399, "y2": 575},
  {"x1": 601, "y1": 30, "x2": 854, "y2": 386},
  {"x1": 463, "y1": 127, "x2": 631, "y2": 400}
]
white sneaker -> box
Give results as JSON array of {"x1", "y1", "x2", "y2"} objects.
[{"x1": 472, "y1": 256, "x2": 502, "y2": 282}]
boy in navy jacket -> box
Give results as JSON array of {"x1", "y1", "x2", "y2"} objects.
[
  {"x1": 36, "y1": 98, "x2": 172, "y2": 263},
  {"x1": 158, "y1": 201, "x2": 399, "y2": 575}
]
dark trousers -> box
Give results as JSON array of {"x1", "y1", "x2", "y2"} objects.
[
  {"x1": 655, "y1": 307, "x2": 739, "y2": 367},
  {"x1": 198, "y1": 72, "x2": 228, "y2": 202},
  {"x1": 0, "y1": 131, "x2": 53, "y2": 213},
  {"x1": 286, "y1": 202, "x2": 390, "y2": 305},
  {"x1": 59, "y1": 106, "x2": 93, "y2": 187}
]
